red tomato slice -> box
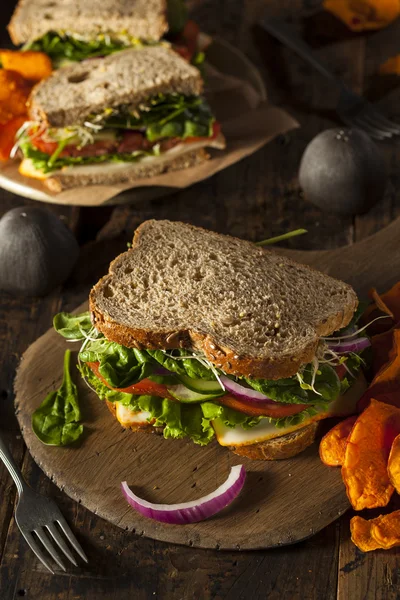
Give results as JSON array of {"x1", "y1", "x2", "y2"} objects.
[
  {"x1": 0, "y1": 116, "x2": 26, "y2": 161},
  {"x1": 335, "y1": 364, "x2": 347, "y2": 380},
  {"x1": 217, "y1": 394, "x2": 309, "y2": 418},
  {"x1": 184, "y1": 121, "x2": 221, "y2": 145}
]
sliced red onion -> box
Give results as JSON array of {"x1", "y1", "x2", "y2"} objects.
[
  {"x1": 327, "y1": 337, "x2": 371, "y2": 354},
  {"x1": 220, "y1": 375, "x2": 275, "y2": 404},
  {"x1": 121, "y1": 465, "x2": 246, "y2": 524}
]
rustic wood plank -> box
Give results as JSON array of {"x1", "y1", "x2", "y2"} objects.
[{"x1": 2, "y1": 0, "x2": 399, "y2": 598}]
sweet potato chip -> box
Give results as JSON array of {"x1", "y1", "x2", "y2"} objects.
[
  {"x1": 350, "y1": 516, "x2": 381, "y2": 552},
  {"x1": 369, "y1": 288, "x2": 394, "y2": 319},
  {"x1": 323, "y1": 0, "x2": 400, "y2": 32},
  {"x1": 358, "y1": 329, "x2": 400, "y2": 411},
  {"x1": 0, "y1": 50, "x2": 52, "y2": 82},
  {"x1": 371, "y1": 510, "x2": 400, "y2": 549},
  {"x1": 380, "y1": 55, "x2": 400, "y2": 75},
  {"x1": 0, "y1": 69, "x2": 31, "y2": 124},
  {"x1": 362, "y1": 282, "x2": 400, "y2": 333},
  {"x1": 0, "y1": 116, "x2": 26, "y2": 161},
  {"x1": 342, "y1": 399, "x2": 400, "y2": 510},
  {"x1": 369, "y1": 328, "x2": 397, "y2": 375},
  {"x1": 319, "y1": 415, "x2": 357, "y2": 467},
  {"x1": 388, "y1": 433, "x2": 400, "y2": 492}
]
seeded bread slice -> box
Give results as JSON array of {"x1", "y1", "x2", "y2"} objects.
[
  {"x1": 28, "y1": 46, "x2": 203, "y2": 128},
  {"x1": 89, "y1": 220, "x2": 358, "y2": 380},
  {"x1": 8, "y1": 0, "x2": 168, "y2": 45}
]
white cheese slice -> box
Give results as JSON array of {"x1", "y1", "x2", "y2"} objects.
[
  {"x1": 213, "y1": 372, "x2": 367, "y2": 447},
  {"x1": 115, "y1": 403, "x2": 151, "y2": 428},
  {"x1": 19, "y1": 134, "x2": 226, "y2": 181}
]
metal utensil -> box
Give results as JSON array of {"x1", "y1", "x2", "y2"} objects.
[
  {"x1": 0, "y1": 433, "x2": 88, "y2": 573},
  {"x1": 260, "y1": 17, "x2": 400, "y2": 140}
]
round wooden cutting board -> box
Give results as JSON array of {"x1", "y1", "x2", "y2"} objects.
[{"x1": 14, "y1": 217, "x2": 400, "y2": 550}]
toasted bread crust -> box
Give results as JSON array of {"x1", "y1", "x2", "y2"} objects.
[
  {"x1": 90, "y1": 222, "x2": 357, "y2": 381},
  {"x1": 229, "y1": 422, "x2": 318, "y2": 460}
]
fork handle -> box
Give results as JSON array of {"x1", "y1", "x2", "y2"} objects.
[
  {"x1": 0, "y1": 432, "x2": 26, "y2": 495},
  {"x1": 260, "y1": 17, "x2": 340, "y2": 85}
]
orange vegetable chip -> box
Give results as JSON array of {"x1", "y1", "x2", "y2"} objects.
[
  {"x1": 342, "y1": 399, "x2": 400, "y2": 510},
  {"x1": 388, "y1": 433, "x2": 400, "y2": 492},
  {"x1": 323, "y1": 0, "x2": 400, "y2": 32},
  {"x1": 358, "y1": 329, "x2": 400, "y2": 412},
  {"x1": 371, "y1": 510, "x2": 400, "y2": 549},
  {"x1": 369, "y1": 288, "x2": 394, "y2": 319},
  {"x1": 380, "y1": 55, "x2": 400, "y2": 75},
  {"x1": 0, "y1": 116, "x2": 26, "y2": 161},
  {"x1": 350, "y1": 516, "x2": 381, "y2": 552},
  {"x1": 0, "y1": 50, "x2": 52, "y2": 82},
  {"x1": 319, "y1": 415, "x2": 357, "y2": 467},
  {"x1": 0, "y1": 70, "x2": 31, "y2": 124}
]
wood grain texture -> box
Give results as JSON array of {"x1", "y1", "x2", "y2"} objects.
[
  {"x1": 14, "y1": 214, "x2": 400, "y2": 551},
  {"x1": 2, "y1": 0, "x2": 400, "y2": 597}
]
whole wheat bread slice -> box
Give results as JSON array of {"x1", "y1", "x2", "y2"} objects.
[
  {"x1": 90, "y1": 220, "x2": 358, "y2": 380},
  {"x1": 29, "y1": 46, "x2": 203, "y2": 128},
  {"x1": 8, "y1": 0, "x2": 168, "y2": 45}
]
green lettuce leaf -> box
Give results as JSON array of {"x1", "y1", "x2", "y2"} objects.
[
  {"x1": 79, "y1": 338, "x2": 155, "y2": 388},
  {"x1": 245, "y1": 363, "x2": 340, "y2": 405},
  {"x1": 32, "y1": 350, "x2": 83, "y2": 446},
  {"x1": 53, "y1": 311, "x2": 92, "y2": 340},
  {"x1": 102, "y1": 94, "x2": 214, "y2": 142}
]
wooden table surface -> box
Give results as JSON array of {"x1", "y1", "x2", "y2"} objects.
[{"x1": 1, "y1": 1, "x2": 400, "y2": 598}]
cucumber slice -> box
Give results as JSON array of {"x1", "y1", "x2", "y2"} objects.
[
  {"x1": 167, "y1": 384, "x2": 223, "y2": 403},
  {"x1": 176, "y1": 374, "x2": 224, "y2": 395}
]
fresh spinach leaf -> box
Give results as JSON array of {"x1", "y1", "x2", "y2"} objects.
[
  {"x1": 32, "y1": 350, "x2": 83, "y2": 446},
  {"x1": 53, "y1": 311, "x2": 92, "y2": 340}
]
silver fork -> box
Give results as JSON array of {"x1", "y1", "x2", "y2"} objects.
[
  {"x1": 0, "y1": 433, "x2": 88, "y2": 574},
  {"x1": 260, "y1": 17, "x2": 400, "y2": 140}
]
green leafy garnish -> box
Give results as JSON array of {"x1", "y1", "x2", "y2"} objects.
[
  {"x1": 32, "y1": 350, "x2": 83, "y2": 446},
  {"x1": 101, "y1": 94, "x2": 214, "y2": 141},
  {"x1": 53, "y1": 311, "x2": 92, "y2": 340},
  {"x1": 25, "y1": 31, "x2": 135, "y2": 65},
  {"x1": 245, "y1": 363, "x2": 341, "y2": 406}
]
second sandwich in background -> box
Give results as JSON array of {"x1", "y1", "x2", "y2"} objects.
[{"x1": 15, "y1": 46, "x2": 225, "y2": 191}]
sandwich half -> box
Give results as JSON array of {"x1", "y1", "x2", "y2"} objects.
[
  {"x1": 55, "y1": 220, "x2": 368, "y2": 460},
  {"x1": 8, "y1": 0, "x2": 195, "y2": 66},
  {"x1": 15, "y1": 47, "x2": 225, "y2": 191}
]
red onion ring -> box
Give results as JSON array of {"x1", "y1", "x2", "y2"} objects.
[
  {"x1": 121, "y1": 465, "x2": 246, "y2": 524},
  {"x1": 327, "y1": 337, "x2": 371, "y2": 354},
  {"x1": 220, "y1": 375, "x2": 276, "y2": 403}
]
